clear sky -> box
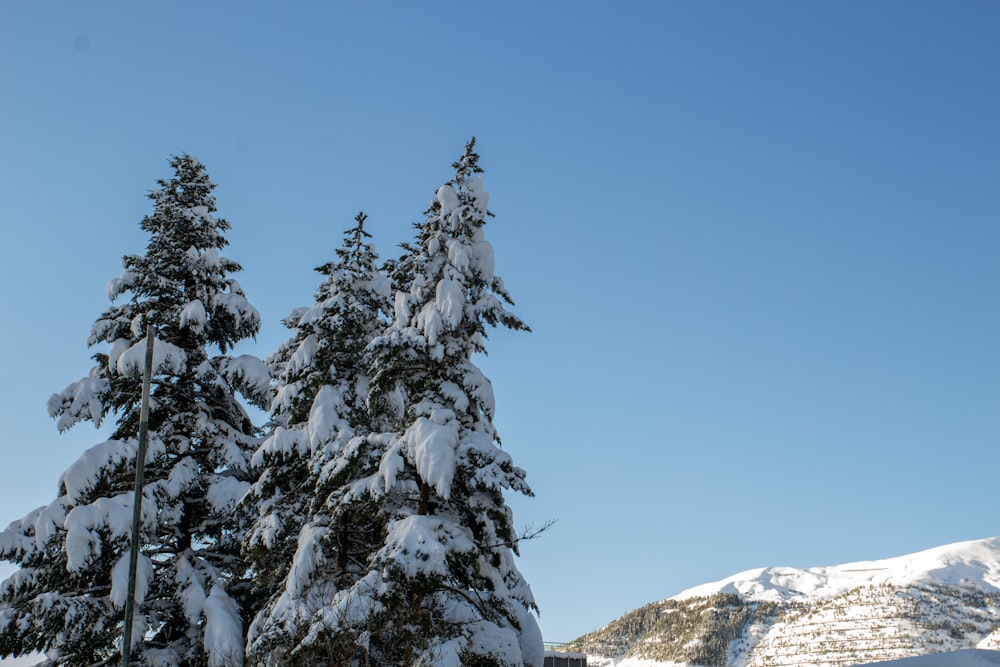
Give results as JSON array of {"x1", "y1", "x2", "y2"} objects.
[{"x1": 0, "y1": 1, "x2": 998, "y2": 657}]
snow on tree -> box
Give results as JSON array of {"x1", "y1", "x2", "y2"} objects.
[
  {"x1": 358, "y1": 138, "x2": 542, "y2": 667},
  {"x1": 242, "y1": 213, "x2": 394, "y2": 665},
  {"x1": 0, "y1": 155, "x2": 269, "y2": 667}
]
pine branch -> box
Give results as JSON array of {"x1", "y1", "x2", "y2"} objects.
[{"x1": 483, "y1": 519, "x2": 556, "y2": 551}]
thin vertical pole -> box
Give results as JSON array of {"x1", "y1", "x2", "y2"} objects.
[{"x1": 122, "y1": 324, "x2": 154, "y2": 667}]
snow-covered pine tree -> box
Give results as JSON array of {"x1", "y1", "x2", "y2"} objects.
[
  {"x1": 0, "y1": 155, "x2": 269, "y2": 667},
  {"x1": 362, "y1": 139, "x2": 543, "y2": 667},
  {"x1": 243, "y1": 213, "x2": 394, "y2": 665}
]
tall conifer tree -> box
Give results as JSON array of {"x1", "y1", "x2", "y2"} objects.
[
  {"x1": 243, "y1": 213, "x2": 393, "y2": 665},
  {"x1": 0, "y1": 156, "x2": 268, "y2": 667},
  {"x1": 361, "y1": 139, "x2": 542, "y2": 666}
]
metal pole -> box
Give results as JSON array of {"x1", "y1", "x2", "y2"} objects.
[{"x1": 122, "y1": 324, "x2": 154, "y2": 667}]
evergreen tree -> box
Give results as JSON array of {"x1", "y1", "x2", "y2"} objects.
[
  {"x1": 243, "y1": 213, "x2": 393, "y2": 666},
  {"x1": 361, "y1": 139, "x2": 543, "y2": 666},
  {"x1": 0, "y1": 155, "x2": 269, "y2": 667}
]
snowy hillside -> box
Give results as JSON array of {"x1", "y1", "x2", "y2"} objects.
[
  {"x1": 574, "y1": 537, "x2": 1000, "y2": 667},
  {"x1": 675, "y1": 537, "x2": 1000, "y2": 603}
]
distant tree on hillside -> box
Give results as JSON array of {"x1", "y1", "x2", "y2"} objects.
[{"x1": 0, "y1": 155, "x2": 268, "y2": 667}]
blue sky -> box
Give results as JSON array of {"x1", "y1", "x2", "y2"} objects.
[{"x1": 1, "y1": 0, "x2": 998, "y2": 652}]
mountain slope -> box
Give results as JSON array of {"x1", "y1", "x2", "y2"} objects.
[{"x1": 573, "y1": 537, "x2": 1000, "y2": 667}]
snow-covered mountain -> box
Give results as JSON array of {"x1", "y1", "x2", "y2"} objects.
[{"x1": 573, "y1": 537, "x2": 1000, "y2": 667}]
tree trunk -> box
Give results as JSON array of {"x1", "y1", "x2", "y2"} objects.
[
  {"x1": 409, "y1": 481, "x2": 433, "y2": 614},
  {"x1": 417, "y1": 481, "x2": 431, "y2": 516}
]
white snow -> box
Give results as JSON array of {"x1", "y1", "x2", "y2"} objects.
[
  {"x1": 107, "y1": 271, "x2": 136, "y2": 300},
  {"x1": 447, "y1": 238, "x2": 471, "y2": 272},
  {"x1": 48, "y1": 371, "x2": 110, "y2": 431},
  {"x1": 471, "y1": 239, "x2": 495, "y2": 281},
  {"x1": 281, "y1": 305, "x2": 311, "y2": 328},
  {"x1": 30, "y1": 501, "x2": 68, "y2": 551},
  {"x1": 435, "y1": 278, "x2": 465, "y2": 328},
  {"x1": 463, "y1": 365, "x2": 496, "y2": 418},
  {"x1": 163, "y1": 456, "x2": 199, "y2": 498},
  {"x1": 379, "y1": 516, "x2": 475, "y2": 579},
  {"x1": 674, "y1": 536, "x2": 1000, "y2": 603},
  {"x1": 402, "y1": 417, "x2": 459, "y2": 499},
  {"x1": 518, "y1": 606, "x2": 545, "y2": 667},
  {"x1": 186, "y1": 245, "x2": 221, "y2": 268},
  {"x1": 287, "y1": 334, "x2": 319, "y2": 377},
  {"x1": 174, "y1": 556, "x2": 208, "y2": 626},
  {"x1": 457, "y1": 430, "x2": 515, "y2": 493},
  {"x1": 202, "y1": 585, "x2": 244, "y2": 667},
  {"x1": 213, "y1": 284, "x2": 261, "y2": 330},
  {"x1": 65, "y1": 493, "x2": 133, "y2": 541},
  {"x1": 437, "y1": 183, "x2": 460, "y2": 217},
  {"x1": 439, "y1": 381, "x2": 470, "y2": 413},
  {"x1": 375, "y1": 438, "x2": 406, "y2": 494},
  {"x1": 179, "y1": 299, "x2": 207, "y2": 331},
  {"x1": 0, "y1": 521, "x2": 35, "y2": 561},
  {"x1": 201, "y1": 246, "x2": 220, "y2": 266},
  {"x1": 59, "y1": 439, "x2": 134, "y2": 503},
  {"x1": 206, "y1": 475, "x2": 251, "y2": 513},
  {"x1": 394, "y1": 290, "x2": 412, "y2": 322},
  {"x1": 307, "y1": 385, "x2": 349, "y2": 451},
  {"x1": 467, "y1": 175, "x2": 490, "y2": 216},
  {"x1": 63, "y1": 491, "x2": 155, "y2": 571},
  {"x1": 107, "y1": 338, "x2": 131, "y2": 371},
  {"x1": 110, "y1": 553, "x2": 152, "y2": 609},
  {"x1": 63, "y1": 524, "x2": 100, "y2": 571},
  {"x1": 0, "y1": 569, "x2": 38, "y2": 600},
  {"x1": 424, "y1": 638, "x2": 464, "y2": 667},
  {"x1": 246, "y1": 511, "x2": 281, "y2": 551},
  {"x1": 284, "y1": 523, "x2": 329, "y2": 598},
  {"x1": 416, "y1": 301, "x2": 445, "y2": 346},
  {"x1": 252, "y1": 426, "x2": 306, "y2": 467},
  {"x1": 463, "y1": 619, "x2": 521, "y2": 667},
  {"x1": 115, "y1": 336, "x2": 186, "y2": 376},
  {"x1": 270, "y1": 382, "x2": 301, "y2": 416}
]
